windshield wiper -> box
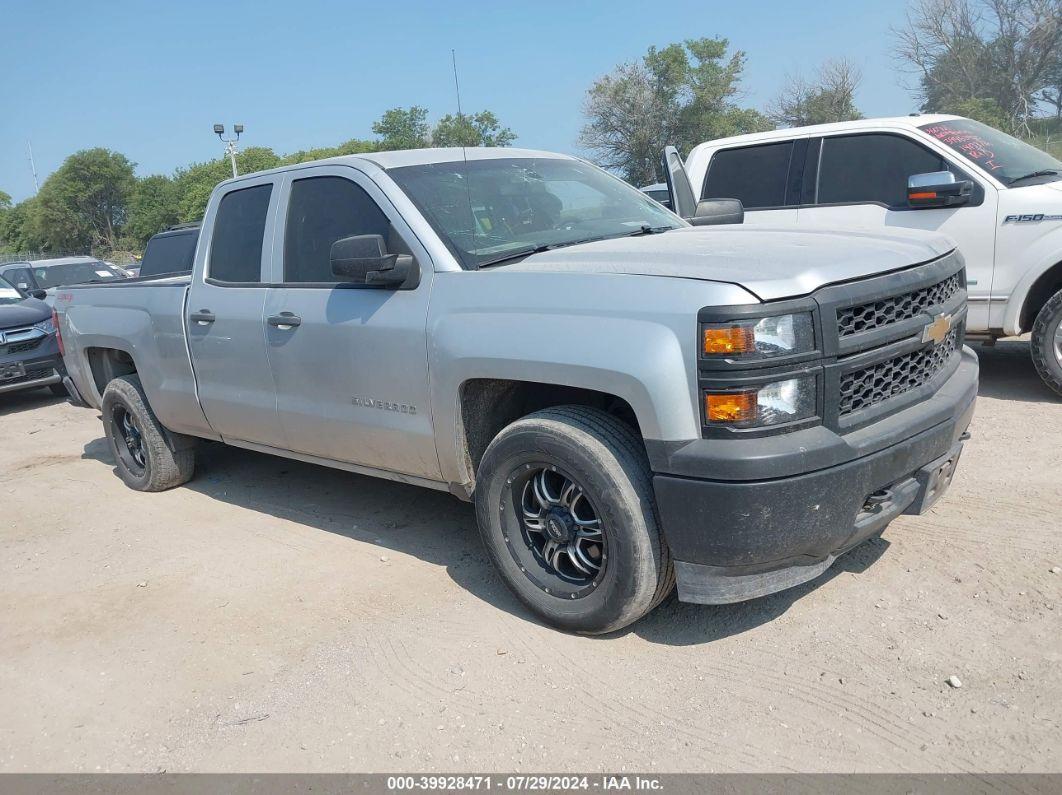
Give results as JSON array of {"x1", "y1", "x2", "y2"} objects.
[
  {"x1": 627, "y1": 224, "x2": 674, "y2": 236},
  {"x1": 1009, "y1": 169, "x2": 1061, "y2": 185},
  {"x1": 476, "y1": 226, "x2": 675, "y2": 269},
  {"x1": 477, "y1": 244, "x2": 555, "y2": 269}
]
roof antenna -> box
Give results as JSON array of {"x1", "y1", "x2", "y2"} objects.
[
  {"x1": 452, "y1": 49, "x2": 477, "y2": 266},
  {"x1": 451, "y1": 49, "x2": 464, "y2": 119}
]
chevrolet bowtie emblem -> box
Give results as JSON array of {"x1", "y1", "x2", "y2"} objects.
[{"x1": 922, "y1": 313, "x2": 953, "y2": 345}]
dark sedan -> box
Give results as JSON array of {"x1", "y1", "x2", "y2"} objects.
[{"x1": 0, "y1": 278, "x2": 67, "y2": 397}]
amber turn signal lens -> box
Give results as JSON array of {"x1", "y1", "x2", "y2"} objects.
[
  {"x1": 702, "y1": 325, "x2": 755, "y2": 355},
  {"x1": 704, "y1": 391, "x2": 758, "y2": 423}
]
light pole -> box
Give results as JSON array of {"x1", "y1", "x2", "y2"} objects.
[{"x1": 213, "y1": 123, "x2": 244, "y2": 178}]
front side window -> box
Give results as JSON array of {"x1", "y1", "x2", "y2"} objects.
[
  {"x1": 387, "y1": 157, "x2": 681, "y2": 269},
  {"x1": 703, "y1": 141, "x2": 793, "y2": 209},
  {"x1": 919, "y1": 118, "x2": 1062, "y2": 185},
  {"x1": 817, "y1": 134, "x2": 946, "y2": 208},
  {"x1": 283, "y1": 176, "x2": 393, "y2": 283},
  {"x1": 209, "y1": 184, "x2": 273, "y2": 283}
]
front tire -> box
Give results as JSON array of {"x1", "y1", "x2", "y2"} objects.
[
  {"x1": 101, "y1": 374, "x2": 196, "y2": 491},
  {"x1": 1031, "y1": 288, "x2": 1062, "y2": 397},
  {"x1": 474, "y1": 406, "x2": 674, "y2": 634}
]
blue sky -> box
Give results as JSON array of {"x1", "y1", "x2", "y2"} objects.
[{"x1": 1, "y1": 0, "x2": 917, "y2": 202}]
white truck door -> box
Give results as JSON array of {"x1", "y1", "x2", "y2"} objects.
[
  {"x1": 261, "y1": 166, "x2": 441, "y2": 481},
  {"x1": 185, "y1": 177, "x2": 289, "y2": 449},
  {"x1": 698, "y1": 138, "x2": 808, "y2": 225},
  {"x1": 796, "y1": 132, "x2": 997, "y2": 329}
]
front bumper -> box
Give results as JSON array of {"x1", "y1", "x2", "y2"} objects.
[
  {"x1": 653, "y1": 346, "x2": 978, "y2": 604},
  {"x1": 0, "y1": 334, "x2": 65, "y2": 395}
]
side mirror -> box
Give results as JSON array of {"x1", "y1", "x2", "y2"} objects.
[
  {"x1": 688, "y1": 198, "x2": 744, "y2": 226},
  {"x1": 329, "y1": 234, "x2": 417, "y2": 288},
  {"x1": 907, "y1": 171, "x2": 973, "y2": 209},
  {"x1": 30, "y1": 289, "x2": 48, "y2": 300}
]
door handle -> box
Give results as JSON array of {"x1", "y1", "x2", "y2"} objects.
[
  {"x1": 267, "y1": 312, "x2": 302, "y2": 330},
  {"x1": 189, "y1": 309, "x2": 216, "y2": 325}
]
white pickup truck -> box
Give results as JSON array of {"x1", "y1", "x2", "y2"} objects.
[{"x1": 669, "y1": 115, "x2": 1062, "y2": 395}]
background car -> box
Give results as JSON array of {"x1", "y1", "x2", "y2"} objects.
[
  {"x1": 0, "y1": 256, "x2": 129, "y2": 297},
  {"x1": 0, "y1": 276, "x2": 67, "y2": 397},
  {"x1": 639, "y1": 182, "x2": 673, "y2": 210}
]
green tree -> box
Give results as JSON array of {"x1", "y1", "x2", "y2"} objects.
[
  {"x1": 894, "y1": 0, "x2": 1062, "y2": 134},
  {"x1": 943, "y1": 97, "x2": 1013, "y2": 129},
  {"x1": 172, "y1": 147, "x2": 282, "y2": 223},
  {"x1": 283, "y1": 138, "x2": 378, "y2": 164},
  {"x1": 431, "y1": 110, "x2": 516, "y2": 147},
  {"x1": 126, "y1": 175, "x2": 181, "y2": 246},
  {"x1": 0, "y1": 195, "x2": 35, "y2": 253},
  {"x1": 580, "y1": 37, "x2": 770, "y2": 186},
  {"x1": 769, "y1": 59, "x2": 864, "y2": 128},
  {"x1": 372, "y1": 106, "x2": 431, "y2": 149},
  {"x1": 29, "y1": 148, "x2": 136, "y2": 252}
]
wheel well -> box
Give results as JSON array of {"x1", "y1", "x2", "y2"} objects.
[
  {"x1": 1020, "y1": 260, "x2": 1062, "y2": 332},
  {"x1": 457, "y1": 379, "x2": 643, "y2": 482},
  {"x1": 86, "y1": 347, "x2": 138, "y2": 398}
]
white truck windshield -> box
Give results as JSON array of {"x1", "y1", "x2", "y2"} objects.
[{"x1": 920, "y1": 119, "x2": 1062, "y2": 185}]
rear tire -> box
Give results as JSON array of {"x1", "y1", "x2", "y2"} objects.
[
  {"x1": 474, "y1": 406, "x2": 674, "y2": 634},
  {"x1": 1031, "y1": 288, "x2": 1062, "y2": 397},
  {"x1": 101, "y1": 374, "x2": 196, "y2": 491}
]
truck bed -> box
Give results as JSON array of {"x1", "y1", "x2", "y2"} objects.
[{"x1": 54, "y1": 278, "x2": 215, "y2": 439}]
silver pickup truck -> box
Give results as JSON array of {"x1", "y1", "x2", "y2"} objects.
[{"x1": 54, "y1": 147, "x2": 978, "y2": 634}]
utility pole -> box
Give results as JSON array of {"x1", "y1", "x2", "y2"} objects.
[
  {"x1": 27, "y1": 140, "x2": 39, "y2": 194},
  {"x1": 213, "y1": 123, "x2": 244, "y2": 178}
]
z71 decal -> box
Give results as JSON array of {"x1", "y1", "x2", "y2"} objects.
[{"x1": 1003, "y1": 213, "x2": 1062, "y2": 224}]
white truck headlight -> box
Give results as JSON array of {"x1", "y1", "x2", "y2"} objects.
[{"x1": 701, "y1": 313, "x2": 815, "y2": 358}]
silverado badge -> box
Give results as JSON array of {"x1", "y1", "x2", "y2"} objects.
[{"x1": 922, "y1": 313, "x2": 954, "y2": 345}]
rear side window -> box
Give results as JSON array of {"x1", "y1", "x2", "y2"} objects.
[
  {"x1": 140, "y1": 231, "x2": 198, "y2": 278},
  {"x1": 817, "y1": 134, "x2": 946, "y2": 208},
  {"x1": 283, "y1": 176, "x2": 392, "y2": 283},
  {"x1": 703, "y1": 141, "x2": 793, "y2": 209},
  {"x1": 209, "y1": 184, "x2": 272, "y2": 283}
]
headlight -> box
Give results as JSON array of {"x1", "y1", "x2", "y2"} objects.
[
  {"x1": 701, "y1": 313, "x2": 814, "y2": 358},
  {"x1": 704, "y1": 376, "x2": 816, "y2": 428},
  {"x1": 33, "y1": 318, "x2": 56, "y2": 335}
]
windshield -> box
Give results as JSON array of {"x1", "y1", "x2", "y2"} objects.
[
  {"x1": 919, "y1": 119, "x2": 1062, "y2": 185},
  {"x1": 31, "y1": 261, "x2": 125, "y2": 289},
  {"x1": 0, "y1": 284, "x2": 24, "y2": 306},
  {"x1": 387, "y1": 157, "x2": 683, "y2": 268}
]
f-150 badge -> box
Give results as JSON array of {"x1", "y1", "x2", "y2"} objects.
[{"x1": 1003, "y1": 213, "x2": 1062, "y2": 223}]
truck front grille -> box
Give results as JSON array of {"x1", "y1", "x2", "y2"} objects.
[
  {"x1": 837, "y1": 272, "x2": 961, "y2": 337},
  {"x1": 839, "y1": 326, "x2": 961, "y2": 416}
]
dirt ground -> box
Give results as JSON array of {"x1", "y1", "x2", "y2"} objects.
[{"x1": 1, "y1": 339, "x2": 1059, "y2": 774}]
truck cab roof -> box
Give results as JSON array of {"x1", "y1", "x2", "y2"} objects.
[{"x1": 686, "y1": 114, "x2": 964, "y2": 160}]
